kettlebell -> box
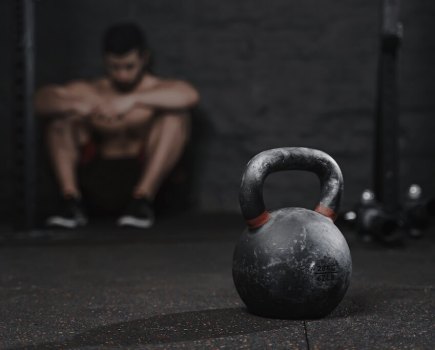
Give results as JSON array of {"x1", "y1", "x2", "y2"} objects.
[{"x1": 232, "y1": 147, "x2": 351, "y2": 319}]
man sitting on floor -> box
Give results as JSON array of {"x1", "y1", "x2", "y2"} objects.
[{"x1": 34, "y1": 23, "x2": 199, "y2": 229}]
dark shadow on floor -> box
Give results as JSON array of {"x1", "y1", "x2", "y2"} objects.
[
  {"x1": 0, "y1": 213, "x2": 243, "y2": 247},
  {"x1": 8, "y1": 307, "x2": 300, "y2": 349}
]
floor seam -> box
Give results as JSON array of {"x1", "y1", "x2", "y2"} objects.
[{"x1": 303, "y1": 321, "x2": 311, "y2": 350}]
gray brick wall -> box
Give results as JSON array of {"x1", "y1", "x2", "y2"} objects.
[{"x1": 1, "y1": 0, "x2": 434, "y2": 219}]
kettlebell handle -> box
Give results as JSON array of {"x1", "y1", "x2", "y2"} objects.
[{"x1": 240, "y1": 147, "x2": 344, "y2": 229}]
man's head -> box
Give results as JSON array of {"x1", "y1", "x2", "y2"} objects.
[{"x1": 103, "y1": 23, "x2": 149, "y2": 92}]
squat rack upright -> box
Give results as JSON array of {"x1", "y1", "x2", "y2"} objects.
[{"x1": 14, "y1": 0, "x2": 37, "y2": 230}]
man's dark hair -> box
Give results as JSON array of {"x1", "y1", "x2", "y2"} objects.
[{"x1": 103, "y1": 23, "x2": 148, "y2": 55}]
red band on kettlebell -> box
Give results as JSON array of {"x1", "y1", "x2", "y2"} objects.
[
  {"x1": 246, "y1": 211, "x2": 270, "y2": 229},
  {"x1": 315, "y1": 204, "x2": 337, "y2": 221}
]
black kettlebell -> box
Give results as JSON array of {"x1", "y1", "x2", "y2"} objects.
[{"x1": 232, "y1": 147, "x2": 351, "y2": 319}]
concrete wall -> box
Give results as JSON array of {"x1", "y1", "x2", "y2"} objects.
[{"x1": 1, "y1": 0, "x2": 434, "y2": 221}]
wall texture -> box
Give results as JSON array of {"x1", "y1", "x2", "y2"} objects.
[{"x1": 1, "y1": 0, "x2": 434, "y2": 221}]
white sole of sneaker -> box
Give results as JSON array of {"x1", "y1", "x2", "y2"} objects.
[
  {"x1": 46, "y1": 216, "x2": 88, "y2": 229},
  {"x1": 117, "y1": 216, "x2": 154, "y2": 229}
]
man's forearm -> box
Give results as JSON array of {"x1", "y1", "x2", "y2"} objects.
[
  {"x1": 34, "y1": 86, "x2": 92, "y2": 118},
  {"x1": 133, "y1": 81, "x2": 199, "y2": 110}
]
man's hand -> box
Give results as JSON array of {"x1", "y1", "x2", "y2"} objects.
[
  {"x1": 91, "y1": 94, "x2": 136, "y2": 123},
  {"x1": 68, "y1": 98, "x2": 97, "y2": 120}
]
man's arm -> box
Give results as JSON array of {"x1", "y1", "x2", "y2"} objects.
[
  {"x1": 132, "y1": 79, "x2": 199, "y2": 111},
  {"x1": 34, "y1": 81, "x2": 96, "y2": 118}
]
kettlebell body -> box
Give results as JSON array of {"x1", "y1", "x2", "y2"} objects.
[{"x1": 233, "y1": 148, "x2": 352, "y2": 319}]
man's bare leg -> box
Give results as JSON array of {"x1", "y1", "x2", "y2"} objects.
[
  {"x1": 45, "y1": 117, "x2": 86, "y2": 198},
  {"x1": 118, "y1": 112, "x2": 190, "y2": 228},
  {"x1": 45, "y1": 117, "x2": 88, "y2": 227},
  {"x1": 133, "y1": 111, "x2": 191, "y2": 200}
]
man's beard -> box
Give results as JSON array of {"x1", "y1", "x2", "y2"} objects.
[{"x1": 112, "y1": 74, "x2": 142, "y2": 93}]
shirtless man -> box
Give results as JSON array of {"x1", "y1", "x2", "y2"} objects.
[{"x1": 34, "y1": 23, "x2": 199, "y2": 228}]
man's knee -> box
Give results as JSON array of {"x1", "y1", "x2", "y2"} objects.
[
  {"x1": 158, "y1": 111, "x2": 191, "y2": 135},
  {"x1": 45, "y1": 117, "x2": 73, "y2": 135},
  {"x1": 46, "y1": 117, "x2": 89, "y2": 141}
]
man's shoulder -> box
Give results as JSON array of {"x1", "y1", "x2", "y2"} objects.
[
  {"x1": 139, "y1": 74, "x2": 161, "y2": 88},
  {"x1": 139, "y1": 75, "x2": 191, "y2": 89},
  {"x1": 62, "y1": 79, "x2": 99, "y2": 93}
]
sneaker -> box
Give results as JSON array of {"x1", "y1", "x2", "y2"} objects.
[
  {"x1": 117, "y1": 197, "x2": 155, "y2": 228},
  {"x1": 46, "y1": 196, "x2": 88, "y2": 229}
]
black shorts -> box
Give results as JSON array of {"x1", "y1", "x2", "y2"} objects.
[{"x1": 78, "y1": 156, "x2": 143, "y2": 216}]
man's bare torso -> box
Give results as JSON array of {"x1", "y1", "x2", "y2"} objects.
[
  {"x1": 78, "y1": 74, "x2": 159, "y2": 158},
  {"x1": 35, "y1": 68, "x2": 198, "y2": 159}
]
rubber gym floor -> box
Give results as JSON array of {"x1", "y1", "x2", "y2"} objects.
[{"x1": 0, "y1": 213, "x2": 434, "y2": 349}]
